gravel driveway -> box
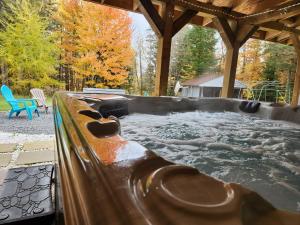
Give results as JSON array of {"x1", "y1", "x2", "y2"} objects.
[{"x1": 0, "y1": 108, "x2": 54, "y2": 135}]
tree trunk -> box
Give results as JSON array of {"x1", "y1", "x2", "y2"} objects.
[
  {"x1": 70, "y1": 70, "x2": 74, "y2": 91},
  {"x1": 81, "y1": 78, "x2": 85, "y2": 91},
  {"x1": 65, "y1": 66, "x2": 70, "y2": 91},
  {"x1": 139, "y1": 47, "x2": 143, "y2": 96}
]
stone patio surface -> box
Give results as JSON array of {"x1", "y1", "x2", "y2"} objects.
[
  {"x1": 0, "y1": 154, "x2": 12, "y2": 167},
  {"x1": 0, "y1": 110, "x2": 55, "y2": 168},
  {"x1": 16, "y1": 150, "x2": 54, "y2": 165},
  {"x1": 0, "y1": 144, "x2": 16, "y2": 153},
  {"x1": 23, "y1": 141, "x2": 55, "y2": 152}
]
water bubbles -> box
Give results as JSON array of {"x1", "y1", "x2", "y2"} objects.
[{"x1": 120, "y1": 111, "x2": 300, "y2": 212}]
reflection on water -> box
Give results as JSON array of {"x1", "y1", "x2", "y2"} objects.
[{"x1": 121, "y1": 111, "x2": 300, "y2": 213}]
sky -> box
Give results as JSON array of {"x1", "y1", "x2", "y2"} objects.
[
  {"x1": 129, "y1": 11, "x2": 223, "y2": 52},
  {"x1": 129, "y1": 12, "x2": 151, "y2": 49}
]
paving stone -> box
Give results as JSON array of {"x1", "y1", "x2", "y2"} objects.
[
  {"x1": 0, "y1": 213, "x2": 9, "y2": 221},
  {"x1": 23, "y1": 203, "x2": 30, "y2": 211},
  {"x1": 26, "y1": 167, "x2": 41, "y2": 176},
  {"x1": 10, "y1": 197, "x2": 18, "y2": 206},
  {"x1": 17, "y1": 190, "x2": 30, "y2": 198},
  {"x1": 17, "y1": 173, "x2": 28, "y2": 182},
  {"x1": 20, "y1": 195, "x2": 30, "y2": 205},
  {"x1": 1, "y1": 206, "x2": 22, "y2": 219},
  {"x1": 38, "y1": 198, "x2": 51, "y2": 211},
  {"x1": 30, "y1": 189, "x2": 49, "y2": 202},
  {"x1": 37, "y1": 177, "x2": 51, "y2": 186},
  {"x1": 2, "y1": 200, "x2": 10, "y2": 208},
  {"x1": 16, "y1": 150, "x2": 54, "y2": 165},
  {"x1": 0, "y1": 144, "x2": 17, "y2": 153},
  {"x1": 5, "y1": 170, "x2": 22, "y2": 180},
  {"x1": 0, "y1": 154, "x2": 12, "y2": 167},
  {"x1": 33, "y1": 207, "x2": 44, "y2": 214},
  {"x1": 27, "y1": 204, "x2": 34, "y2": 214},
  {"x1": 36, "y1": 173, "x2": 44, "y2": 179},
  {"x1": 46, "y1": 165, "x2": 53, "y2": 172},
  {"x1": 23, "y1": 141, "x2": 55, "y2": 151},
  {"x1": 0, "y1": 181, "x2": 17, "y2": 198},
  {"x1": 22, "y1": 177, "x2": 37, "y2": 190},
  {"x1": 0, "y1": 165, "x2": 54, "y2": 223}
]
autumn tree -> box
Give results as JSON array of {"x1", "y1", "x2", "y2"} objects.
[
  {"x1": 55, "y1": 0, "x2": 81, "y2": 90},
  {"x1": 237, "y1": 39, "x2": 263, "y2": 87},
  {"x1": 56, "y1": 1, "x2": 133, "y2": 90},
  {"x1": 143, "y1": 29, "x2": 157, "y2": 95}
]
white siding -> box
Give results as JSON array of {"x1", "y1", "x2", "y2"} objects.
[{"x1": 181, "y1": 86, "x2": 200, "y2": 97}]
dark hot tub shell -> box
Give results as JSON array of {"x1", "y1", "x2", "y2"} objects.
[{"x1": 53, "y1": 92, "x2": 300, "y2": 225}]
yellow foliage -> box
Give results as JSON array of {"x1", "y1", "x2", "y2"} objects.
[
  {"x1": 56, "y1": 0, "x2": 133, "y2": 88},
  {"x1": 237, "y1": 39, "x2": 263, "y2": 88}
]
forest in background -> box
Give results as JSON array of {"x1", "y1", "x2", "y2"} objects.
[{"x1": 0, "y1": 0, "x2": 297, "y2": 101}]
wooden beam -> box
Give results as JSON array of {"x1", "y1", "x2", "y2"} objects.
[
  {"x1": 173, "y1": 10, "x2": 203, "y2": 26},
  {"x1": 212, "y1": 17, "x2": 235, "y2": 48},
  {"x1": 265, "y1": 30, "x2": 282, "y2": 40},
  {"x1": 240, "y1": 1, "x2": 300, "y2": 25},
  {"x1": 139, "y1": 0, "x2": 165, "y2": 35},
  {"x1": 291, "y1": 34, "x2": 300, "y2": 108},
  {"x1": 277, "y1": 33, "x2": 291, "y2": 42},
  {"x1": 260, "y1": 22, "x2": 300, "y2": 35},
  {"x1": 172, "y1": 9, "x2": 198, "y2": 36},
  {"x1": 237, "y1": 24, "x2": 258, "y2": 46},
  {"x1": 279, "y1": 16, "x2": 300, "y2": 28},
  {"x1": 169, "y1": 0, "x2": 241, "y2": 19},
  {"x1": 252, "y1": 30, "x2": 266, "y2": 40},
  {"x1": 158, "y1": 0, "x2": 300, "y2": 35},
  {"x1": 214, "y1": 19, "x2": 258, "y2": 98},
  {"x1": 91, "y1": 0, "x2": 300, "y2": 39},
  {"x1": 155, "y1": 0, "x2": 175, "y2": 96},
  {"x1": 202, "y1": 17, "x2": 213, "y2": 26}
]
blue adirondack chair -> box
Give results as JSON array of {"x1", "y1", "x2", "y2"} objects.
[{"x1": 0, "y1": 85, "x2": 39, "y2": 120}]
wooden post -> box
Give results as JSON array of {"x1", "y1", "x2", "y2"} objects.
[
  {"x1": 213, "y1": 17, "x2": 258, "y2": 98},
  {"x1": 222, "y1": 43, "x2": 239, "y2": 97},
  {"x1": 155, "y1": 1, "x2": 174, "y2": 96},
  {"x1": 291, "y1": 34, "x2": 300, "y2": 108},
  {"x1": 139, "y1": 0, "x2": 198, "y2": 96}
]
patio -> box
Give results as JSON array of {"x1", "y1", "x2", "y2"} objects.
[{"x1": 0, "y1": 110, "x2": 54, "y2": 168}]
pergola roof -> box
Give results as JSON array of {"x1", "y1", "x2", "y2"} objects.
[
  {"x1": 182, "y1": 75, "x2": 247, "y2": 89},
  {"x1": 89, "y1": 0, "x2": 300, "y2": 107},
  {"x1": 90, "y1": 0, "x2": 300, "y2": 46}
]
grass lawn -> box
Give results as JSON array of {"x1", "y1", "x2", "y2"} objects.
[{"x1": 0, "y1": 95, "x2": 52, "y2": 112}]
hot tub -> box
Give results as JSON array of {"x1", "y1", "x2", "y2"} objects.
[{"x1": 53, "y1": 92, "x2": 300, "y2": 225}]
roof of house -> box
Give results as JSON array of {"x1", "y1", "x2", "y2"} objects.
[{"x1": 181, "y1": 75, "x2": 247, "y2": 89}]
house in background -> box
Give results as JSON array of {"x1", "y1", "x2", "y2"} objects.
[{"x1": 179, "y1": 74, "x2": 247, "y2": 98}]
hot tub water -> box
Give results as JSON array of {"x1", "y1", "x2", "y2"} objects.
[{"x1": 121, "y1": 111, "x2": 300, "y2": 213}]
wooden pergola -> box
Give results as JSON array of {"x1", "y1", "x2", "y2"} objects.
[{"x1": 89, "y1": 0, "x2": 300, "y2": 107}]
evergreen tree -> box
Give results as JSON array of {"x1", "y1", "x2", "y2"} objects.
[
  {"x1": 177, "y1": 25, "x2": 217, "y2": 80},
  {"x1": 0, "y1": 0, "x2": 60, "y2": 95},
  {"x1": 262, "y1": 42, "x2": 296, "y2": 103},
  {"x1": 262, "y1": 43, "x2": 296, "y2": 83}
]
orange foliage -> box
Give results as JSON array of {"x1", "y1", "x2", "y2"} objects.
[
  {"x1": 56, "y1": 0, "x2": 133, "y2": 88},
  {"x1": 237, "y1": 39, "x2": 263, "y2": 88},
  {"x1": 55, "y1": 0, "x2": 81, "y2": 65}
]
